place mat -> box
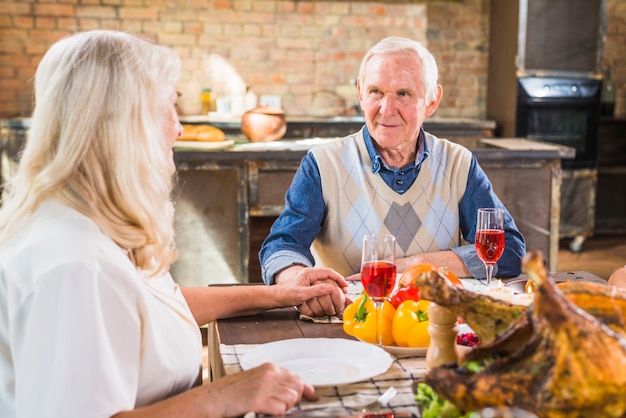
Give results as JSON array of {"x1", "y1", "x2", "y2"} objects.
[
  {"x1": 221, "y1": 343, "x2": 423, "y2": 416},
  {"x1": 299, "y1": 314, "x2": 343, "y2": 324}
]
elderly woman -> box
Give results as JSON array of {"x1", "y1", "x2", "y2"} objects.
[{"x1": 0, "y1": 30, "x2": 348, "y2": 417}]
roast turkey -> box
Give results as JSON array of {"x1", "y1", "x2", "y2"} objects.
[{"x1": 419, "y1": 251, "x2": 626, "y2": 417}]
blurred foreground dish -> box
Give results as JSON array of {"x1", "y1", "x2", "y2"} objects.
[{"x1": 419, "y1": 251, "x2": 626, "y2": 417}]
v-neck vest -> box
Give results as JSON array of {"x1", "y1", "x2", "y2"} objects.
[{"x1": 309, "y1": 130, "x2": 471, "y2": 276}]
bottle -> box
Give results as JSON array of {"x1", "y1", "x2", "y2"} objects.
[
  {"x1": 244, "y1": 86, "x2": 257, "y2": 111},
  {"x1": 601, "y1": 67, "x2": 616, "y2": 117},
  {"x1": 201, "y1": 88, "x2": 212, "y2": 115}
]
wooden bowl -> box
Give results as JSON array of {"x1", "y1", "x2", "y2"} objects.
[{"x1": 241, "y1": 106, "x2": 287, "y2": 143}]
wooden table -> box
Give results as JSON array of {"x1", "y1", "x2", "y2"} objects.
[{"x1": 208, "y1": 271, "x2": 606, "y2": 416}]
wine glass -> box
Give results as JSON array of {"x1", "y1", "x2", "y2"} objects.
[
  {"x1": 361, "y1": 234, "x2": 396, "y2": 346},
  {"x1": 475, "y1": 208, "x2": 506, "y2": 286}
]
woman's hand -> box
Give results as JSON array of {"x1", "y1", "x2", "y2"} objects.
[{"x1": 212, "y1": 363, "x2": 317, "y2": 417}]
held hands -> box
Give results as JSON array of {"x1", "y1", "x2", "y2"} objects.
[
  {"x1": 274, "y1": 266, "x2": 350, "y2": 317},
  {"x1": 214, "y1": 363, "x2": 317, "y2": 417}
]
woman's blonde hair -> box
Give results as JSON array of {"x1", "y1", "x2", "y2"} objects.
[{"x1": 0, "y1": 30, "x2": 181, "y2": 277}]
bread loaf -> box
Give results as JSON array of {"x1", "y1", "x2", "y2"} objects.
[{"x1": 179, "y1": 124, "x2": 226, "y2": 142}]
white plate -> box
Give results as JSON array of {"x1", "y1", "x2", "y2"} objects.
[
  {"x1": 240, "y1": 338, "x2": 393, "y2": 387},
  {"x1": 380, "y1": 344, "x2": 427, "y2": 356},
  {"x1": 358, "y1": 340, "x2": 473, "y2": 357},
  {"x1": 354, "y1": 338, "x2": 428, "y2": 356},
  {"x1": 358, "y1": 323, "x2": 476, "y2": 357}
]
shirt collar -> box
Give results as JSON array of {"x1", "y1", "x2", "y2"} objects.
[{"x1": 363, "y1": 125, "x2": 429, "y2": 173}]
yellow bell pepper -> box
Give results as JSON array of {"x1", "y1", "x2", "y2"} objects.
[
  {"x1": 343, "y1": 293, "x2": 395, "y2": 346},
  {"x1": 392, "y1": 299, "x2": 431, "y2": 347}
]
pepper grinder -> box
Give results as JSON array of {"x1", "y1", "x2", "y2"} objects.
[{"x1": 426, "y1": 302, "x2": 458, "y2": 369}]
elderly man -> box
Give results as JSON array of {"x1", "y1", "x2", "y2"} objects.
[{"x1": 260, "y1": 37, "x2": 526, "y2": 317}]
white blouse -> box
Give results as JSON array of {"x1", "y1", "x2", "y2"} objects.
[{"x1": 0, "y1": 202, "x2": 202, "y2": 417}]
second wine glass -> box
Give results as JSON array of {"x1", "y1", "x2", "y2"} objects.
[
  {"x1": 361, "y1": 234, "x2": 396, "y2": 346},
  {"x1": 475, "y1": 208, "x2": 506, "y2": 286}
]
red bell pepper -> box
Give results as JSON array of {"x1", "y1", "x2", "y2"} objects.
[{"x1": 389, "y1": 282, "x2": 420, "y2": 308}]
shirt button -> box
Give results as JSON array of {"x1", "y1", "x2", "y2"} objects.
[{"x1": 396, "y1": 180, "x2": 403, "y2": 185}]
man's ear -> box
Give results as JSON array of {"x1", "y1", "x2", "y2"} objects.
[
  {"x1": 356, "y1": 78, "x2": 364, "y2": 104},
  {"x1": 425, "y1": 84, "x2": 443, "y2": 117}
]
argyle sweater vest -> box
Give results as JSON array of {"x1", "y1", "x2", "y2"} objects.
[{"x1": 309, "y1": 129, "x2": 472, "y2": 276}]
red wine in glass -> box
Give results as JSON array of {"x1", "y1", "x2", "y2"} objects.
[
  {"x1": 361, "y1": 261, "x2": 397, "y2": 300},
  {"x1": 361, "y1": 234, "x2": 396, "y2": 346},
  {"x1": 475, "y1": 229, "x2": 505, "y2": 263},
  {"x1": 475, "y1": 208, "x2": 505, "y2": 286}
]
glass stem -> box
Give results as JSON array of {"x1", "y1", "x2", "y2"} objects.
[
  {"x1": 485, "y1": 263, "x2": 494, "y2": 286},
  {"x1": 375, "y1": 301, "x2": 384, "y2": 346}
]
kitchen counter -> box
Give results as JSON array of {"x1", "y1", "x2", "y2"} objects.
[
  {"x1": 0, "y1": 118, "x2": 573, "y2": 285},
  {"x1": 174, "y1": 136, "x2": 574, "y2": 162},
  {"x1": 179, "y1": 115, "x2": 497, "y2": 142}
]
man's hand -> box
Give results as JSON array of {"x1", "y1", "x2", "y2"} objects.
[{"x1": 274, "y1": 265, "x2": 349, "y2": 317}]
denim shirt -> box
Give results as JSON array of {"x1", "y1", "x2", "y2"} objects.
[{"x1": 259, "y1": 126, "x2": 526, "y2": 284}]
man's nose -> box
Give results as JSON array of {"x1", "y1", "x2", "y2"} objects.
[{"x1": 379, "y1": 94, "x2": 398, "y2": 114}]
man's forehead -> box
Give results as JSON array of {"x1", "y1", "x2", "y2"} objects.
[{"x1": 363, "y1": 55, "x2": 423, "y2": 89}]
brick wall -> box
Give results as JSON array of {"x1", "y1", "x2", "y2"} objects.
[
  {"x1": 0, "y1": 0, "x2": 488, "y2": 119},
  {"x1": 1, "y1": 0, "x2": 624, "y2": 120}
]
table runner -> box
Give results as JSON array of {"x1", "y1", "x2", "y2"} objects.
[
  {"x1": 218, "y1": 278, "x2": 499, "y2": 416},
  {"x1": 221, "y1": 343, "x2": 425, "y2": 416}
]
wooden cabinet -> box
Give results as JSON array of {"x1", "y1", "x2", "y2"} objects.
[{"x1": 171, "y1": 151, "x2": 311, "y2": 286}]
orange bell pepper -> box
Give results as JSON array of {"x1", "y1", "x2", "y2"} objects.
[{"x1": 342, "y1": 292, "x2": 395, "y2": 346}]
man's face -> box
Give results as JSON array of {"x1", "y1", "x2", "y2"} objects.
[{"x1": 357, "y1": 51, "x2": 439, "y2": 150}]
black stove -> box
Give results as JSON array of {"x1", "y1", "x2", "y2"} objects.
[{"x1": 515, "y1": 76, "x2": 602, "y2": 169}]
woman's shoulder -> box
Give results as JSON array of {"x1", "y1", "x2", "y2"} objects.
[
  {"x1": 32, "y1": 202, "x2": 117, "y2": 252},
  {"x1": 2, "y1": 201, "x2": 135, "y2": 281}
]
